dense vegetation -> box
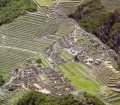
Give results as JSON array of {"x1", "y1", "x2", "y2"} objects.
[
  {"x1": 0, "y1": 0, "x2": 8, "y2": 7},
  {"x1": 68, "y1": 0, "x2": 111, "y2": 32},
  {"x1": 83, "y1": 93, "x2": 106, "y2": 105},
  {"x1": 15, "y1": 91, "x2": 105, "y2": 105},
  {"x1": 0, "y1": 0, "x2": 37, "y2": 25},
  {"x1": 108, "y1": 22, "x2": 120, "y2": 49},
  {"x1": 0, "y1": 75, "x2": 5, "y2": 86},
  {"x1": 68, "y1": 0, "x2": 120, "y2": 53}
]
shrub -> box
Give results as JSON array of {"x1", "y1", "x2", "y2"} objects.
[{"x1": 0, "y1": 0, "x2": 37, "y2": 25}]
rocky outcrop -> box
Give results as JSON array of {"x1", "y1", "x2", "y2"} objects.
[
  {"x1": 68, "y1": 0, "x2": 120, "y2": 54},
  {"x1": 93, "y1": 11, "x2": 120, "y2": 53},
  {"x1": 113, "y1": 33, "x2": 120, "y2": 53},
  {"x1": 68, "y1": 3, "x2": 88, "y2": 21},
  {"x1": 68, "y1": 0, "x2": 104, "y2": 22}
]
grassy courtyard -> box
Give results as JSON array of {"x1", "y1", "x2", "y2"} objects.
[
  {"x1": 36, "y1": 0, "x2": 75, "y2": 7},
  {"x1": 57, "y1": 61, "x2": 102, "y2": 96},
  {"x1": 36, "y1": 0, "x2": 53, "y2": 7}
]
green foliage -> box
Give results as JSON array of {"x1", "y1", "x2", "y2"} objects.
[
  {"x1": 110, "y1": 23, "x2": 120, "y2": 35},
  {"x1": 0, "y1": 0, "x2": 37, "y2": 25},
  {"x1": 0, "y1": 0, "x2": 9, "y2": 7},
  {"x1": 79, "y1": 11, "x2": 111, "y2": 32},
  {"x1": 84, "y1": 93, "x2": 105, "y2": 105},
  {"x1": 36, "y1": 58, "x2": 42, "y2": 67},
  {"x1": 16, "y1": 92, "x2": 85, "y2": 105},
  {"x1": 0, "y1": 75, "x2": 5, "y2": 86},
  {"x1": 16, "y1": 91, "x2": 105, "y2": 105},
  {"x1": 69, "y1": 0, "x2": 118, "y2": 50},
  {"x1": 78, "y1": 0, "x2": 111, "y2": 32},
  {"x1": 36, "y1": 58, "x2": 42, "y2": 64},
  {"x1": 69, "y1": 0, "x2": 111, "y2": 32},
  {"x1": 106, "y1": 22, "x2": 120, "y2": 48}
]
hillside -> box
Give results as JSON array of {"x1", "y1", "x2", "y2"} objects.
[
  {"x1": 0, "y1": 0, "x2": 36, "y2": 25},
  {"x1": 101, "y1": 0, "x2": 120, "y2": 12},
  {"x1": 0, "y1": 0, "x2": 120, "y2": 105},
  {"x1": 69, "y1": 0, "x2": 120, "y2": 54},
  {"x1": 15, "y1": 91, "x2": 105, "y2": 105}
]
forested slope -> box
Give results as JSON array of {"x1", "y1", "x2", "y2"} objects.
[
  {"x1": 16, "y1": 91, "x2": 105, "y2": 105},
  {"x1": 0, "y1": 0, "x2": 37, "y2": 25},
  {"x1": 68, "y1": 0, "x2": 120, "y2": 54}
]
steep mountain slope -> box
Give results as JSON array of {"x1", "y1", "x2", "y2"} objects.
[
  {"x1": 0, "y1": 0, "x2": 36, "y2": 25},
  {"x1": 68, "y1": 0, "x2": 120, "y2": 54},
  {"x1": 0, "y1": 0, "x2": 120, "y2": 105}
]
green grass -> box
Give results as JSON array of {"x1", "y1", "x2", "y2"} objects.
[
  {"x1": 39, "y1": 74, "x2": 46, "y2": 81},
  {"x1": 8, "y1": 89, "x2": 27, "y2": 105},
  {"x1": 36, "y1": 0, "x2": 53, "y2": 7},
  {"x1": 59, "y1": 51, "x2": 71, "y2": 60},
  {"x1": 78, "y1": 62, "x2": 90, "y2": 72},
  {"x1": 56, "y1": 0, "x2": 74, "y2": 2},
  {"x1": 0, "y1": 73, "x2": 9, "y2": 78},
  {"x1": 57, "y1": 61, "x2": 101, "y2": 96},
  {"x1": 113, "y1": 102, "x2": 120, "y2": 105},
  {"x1": 101, "y1": 0, "x2": 120, "y2": 12},
  {"x1": 0, "y1": 49, "x2": 35, "y2": 79},
  {"x1": 35, "y1": 55, "x2": 50, "y2": 67},
  {"x1": 36, "y1": 0, "x2": 74, "y2": 7}
]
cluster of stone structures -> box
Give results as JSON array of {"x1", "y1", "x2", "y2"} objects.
[
  {"x1": 44, "y1": 33, "x2": 76, "y2": 67},
  {"x1": 2, "y1": 0, "x2": 120, "y2": 104},
  {"x1": 6, "y1": 62, "x2": 74, "y2": 96}
]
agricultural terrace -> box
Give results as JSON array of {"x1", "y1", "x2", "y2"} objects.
[
  {"x1": 36, "y1": 0, "x2": 53, "y2": 7},
  {"x1": 56, "y1": 60, "x2": 101, "y2": 96},
  {"x1": 1, "y1": 0, "x2": 120, "y2": 105},
  {"x1": 0, "y1": 48, "x2": 35, "y2": 77},
  {"x1": 57, "y1": 50, "x2": 102, "y2": 96},
  {"x1": 34, "y1": 55, "x2": 50, "y2": 67},
  {"x1": 36, "y1": 0, "x2": 80, "y2": 7},
  {"x1": 0, "y1": 8, "x2": 76, "y2": 79}
]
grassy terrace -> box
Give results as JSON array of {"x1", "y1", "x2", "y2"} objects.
[
  {"x1": 57, "y1": 61, "x2": 102, "y2": 96},
  {"x1": 36, "y1": 0, "x2": 53, "y2": 7},
  {"x1": 114, "y1": 102, "x2": 120, "y2": 105},
  {"x1": 35, "y1": 55, "x2": 50, "y2": 67},
  {"x1": 59, "y1": 50, "x2": 72, "y2": 60},
  {"x1": 0, "y1": 48, "x2": 49, "y2": 78},
  {"x1": 0, "y1": 10, "x2": 75, "y2": 79},
  {"x1": 36, "y1": 0, "x2": 79, "y2": 7},
  {"x1": 0, "y1": 48, "x2": 35, "y2": 78},
  {"x1": 56, "y1": 22, "x2": 74, "y2": 35}
]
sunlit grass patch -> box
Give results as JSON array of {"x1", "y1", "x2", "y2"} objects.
[
  {"x1": 34, "y1": 55, "x2": 50, "y2": 67},
  {"x1": 36, "y1": 0, "x2": 53, "y2": 7},
  {"x1": 57, "y1": 61, "x2": 101, "y2": 96}
]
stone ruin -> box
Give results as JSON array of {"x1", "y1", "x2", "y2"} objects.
[{"x1": 6, "y1": 63, "x2": 75, "y2": 96}]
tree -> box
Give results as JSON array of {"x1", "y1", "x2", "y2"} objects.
[
  {"x1": 36, "y1": 58, "x2": 42, "y2": 64},
  {"x1": 16, "y1": 92, "x2": 85, "y2": 105},
  {"x1": 0, "y1": 75, "x2": 5, "y2": 86},
  {"x1": 16, "y1": 91, "x2": 105, "y2": 105},
  {"x1": 0, "y1": 0, "x2": 9, "y2": 7},
  {"x1": 0, "y1": 0, "x2": 37, "y2": 26}
]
